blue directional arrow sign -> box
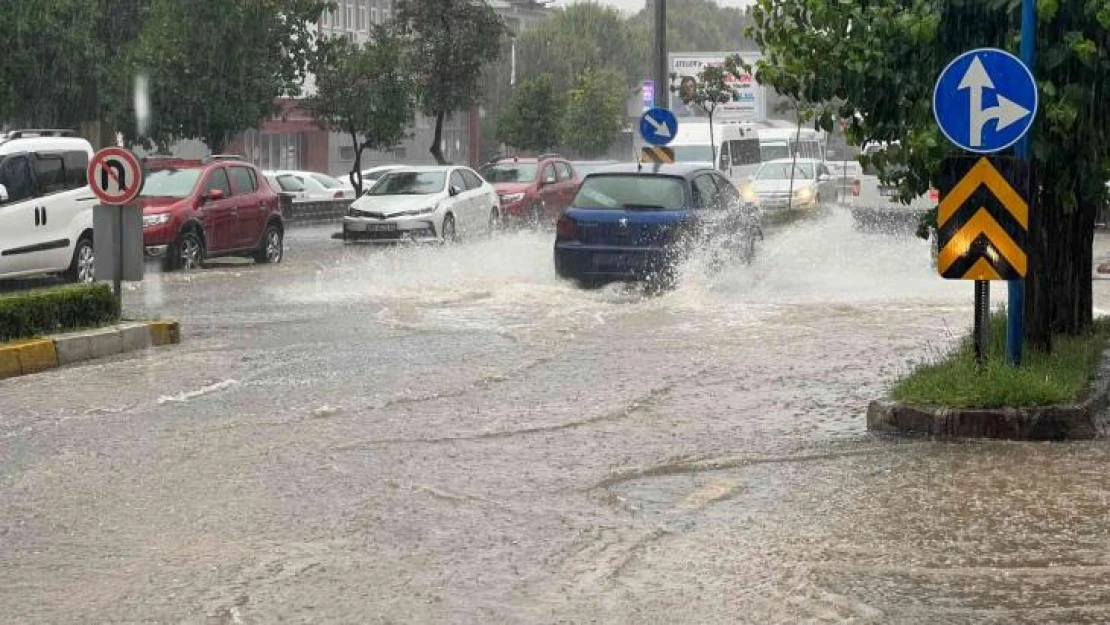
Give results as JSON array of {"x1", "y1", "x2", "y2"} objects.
[
  {"x1": 639, "y1": 107, "x2": 678, "y2": 147},
  {"x1": 933, "y1": 48, "x2": 1038, "y2": 154}
]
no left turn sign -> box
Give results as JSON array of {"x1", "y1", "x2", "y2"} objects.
[{"x1": 87, "y1": 147, "x2": 144, "y2": 205}]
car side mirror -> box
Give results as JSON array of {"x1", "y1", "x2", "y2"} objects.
[
  {"x1": 0, "y1": 184, "x2": 8, "y2": 204},
  {"x1": 449, "y1": 184, "x2": 462, "y2": 197},
  {"x1": 205, "y1": 188, "x2": 225, "y2": 202}
]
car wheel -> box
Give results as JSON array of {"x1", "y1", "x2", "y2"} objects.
[
  {"x1": 254, "y1": 223, "x2": 283, "y2": 264},
  {"x1": 170, "y1": 230, "x2": 204, "y2": 272},
  {"x1": 488, "y1": 207, "x2": 502, "y2": 233},
  {"x1": 440, "y1": 213, "x2": 457, "y2": 243},
  {"x1": 65, "y1": 236, "x2": 95, "y2": 283}
]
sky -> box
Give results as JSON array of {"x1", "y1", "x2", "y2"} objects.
[{"x1": 553, "y1": 0, "x2": 756, "y2": 13}]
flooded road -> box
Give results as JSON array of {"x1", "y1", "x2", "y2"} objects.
[{"x1": 2, "y1": 208, "x2": 1110, "y2": 623}]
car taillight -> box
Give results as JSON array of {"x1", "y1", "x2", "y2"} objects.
[
  {"x1": 928, "y1": 188, "x2": 940, "y2": 203},
  {"x1": 556, "y1": 216, "x2": 576, "y2": 240},
  {"x1": 333, "y1": 190, "x2": 344, "y2": 199}
]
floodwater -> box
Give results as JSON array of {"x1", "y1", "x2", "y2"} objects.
[{"x1": 2, "y1": 206, "x2": 1109, "y2": 623}]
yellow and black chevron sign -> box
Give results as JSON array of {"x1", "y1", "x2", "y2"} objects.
[
  {"x1": 937, "y1": 156, "x2": 1030, "y2": 280},
  {"x1": 639, "y1": 146, "x2": 675, "y2": 164}
]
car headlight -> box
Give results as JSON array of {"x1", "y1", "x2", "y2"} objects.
[
  {"x1": 794, "y1": 186, "x2": 814, "y2": 202},
  {"x1": 500, "y1": 192, "x2": 525, "y2": 204},
  {"x1": 399, "y1": 206, "x2": 435, "y2": 217},
  {"x1": 741, "y1": 187, "x2": 757, "y2": 202},
  {"x1": 143, "y1": 213, "x2": 171, "y2": 227}
]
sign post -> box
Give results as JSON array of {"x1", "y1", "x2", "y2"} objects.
[
  {"x1": 87, "y1": 147, "x2": 145, "y2": 312},
  {"x1": 933, "y1": 47, "x2": 1038, "y2": 367},
  {"x1": 1009, "y1": 0, "x2": 1037, "y2": 366}
]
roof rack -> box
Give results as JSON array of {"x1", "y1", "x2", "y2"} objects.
[
  {"x1": 203, "y1": 154, "x2": 247, "y2": 163},
  {"x1": 3, "y1": 129, "x2": 77, "y2": 139},
  {"x1": 537, "y1": 153, "x2": 562, "y2": 160}
]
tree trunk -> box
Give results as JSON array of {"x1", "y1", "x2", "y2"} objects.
[
  {"x1": 349, "y1": 131, "x2": 364, "y2": 196},
  {"x1": 1024, "y1": 164, "x2": 1096, "y2": 351},
  {"x1": 430, "y1": 110, "x2": 447, "y2": 165}
]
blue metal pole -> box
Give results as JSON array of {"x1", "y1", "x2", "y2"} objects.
[{"x1": 1008, "y1": 0, "x2": 1035, "y2": 366}]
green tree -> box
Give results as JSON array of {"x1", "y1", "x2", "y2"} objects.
[
  {"x1": 512, "y1": 4, "x2": 643, "y2": 93},
  {"x1": 670, "y1": 63, "x2": 735, "y2": 164},
  {"x1": 119, "y1": 0, "x2": 328, "y2": 152},
  {"x1": 305, "y1": 29, "x2": 415, "y2": 195},
  {"x1": 394, "y1": 0, "x2": 506, "y2": 164},
  {"x1": 496, "y1": 74, "x2": 562, "y2": 153},
  {"x1": 562, "y1": 68, "x2": 627, "y2": 158},
  {"x1": 748, "y1": 0, "x2": 1110, "y2": 349},
  {"x1": 0, "y1": 0, "x2": 152, "y2": 131}
]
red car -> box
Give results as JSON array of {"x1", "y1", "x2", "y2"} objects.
[
  {"x1": 137, "y1": 158, "x2": 285, "y2": 271},
  {"x1": 478, "y1": 154, "x2": 580, "y2": 223}
]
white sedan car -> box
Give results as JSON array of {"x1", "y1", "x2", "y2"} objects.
[
  {"x1": 342, "y1": 166, "x2": 501, "y2": 243},
  {"x1": 265, "y1": 170, "x2": 356, "y2": 200}
]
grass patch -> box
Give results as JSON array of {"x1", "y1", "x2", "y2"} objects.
[
  {"x1": 0, "y1": 283, "x2": 120, "y2": 342},
  {"x1": 891, "y1": 313, "x2": 1110, "y2": 408}
]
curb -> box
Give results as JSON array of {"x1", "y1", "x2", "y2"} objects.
[
  {"x1": 867, "y1": 348, "x2": 1110, "y2": 440},
  {"x1": 0, "y1": 320, "x2": 181, "y2": 381}
]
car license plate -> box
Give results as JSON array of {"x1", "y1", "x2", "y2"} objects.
[
  {"x1": 366, "y1": 223, "x2": 397, "y2": 232},
  {"x1": 592, "y1": 253, "x2": 641, "y2": 268}
]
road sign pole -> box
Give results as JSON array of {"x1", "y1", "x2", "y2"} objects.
[
  {"x1": 114, "y1": 206, "x2": 124, "y2": 311},
  {"x1": 975, "y1": 280, "x2": 990, "y2": 367},
  {"x1": 1007, "y1": 0, "x2": 1036, "y2": 366},
  {"x1": 655, "y1": 0, "x2": 667, "y2": 110}
]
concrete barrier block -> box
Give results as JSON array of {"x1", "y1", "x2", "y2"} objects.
[
  {"x1": 119, "y1": 323, "x2": 152, "y2": 352},
  {"x1": 15, "y1": 339, "x2": 59, "y2": 375},
  {"x1": 53, "y1": 335, "x2": 93, "y2": 366},
  {"x1": 149, "y1": 321, "x2": 181, "y2": 346},
  {"x1": 0, "y1": 345, "x2": 22, "y2": 379},
  {"x1": 85, "y1": 328, "x2": 124, "y2": 360}
]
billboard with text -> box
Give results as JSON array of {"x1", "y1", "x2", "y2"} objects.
[{"x1": 667, "y1": 52, "x2": 765, "y2": 122}]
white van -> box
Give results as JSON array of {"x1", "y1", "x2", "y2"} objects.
[{"x1": 0, "y1": 130, "x2": 97, "y2": 283}]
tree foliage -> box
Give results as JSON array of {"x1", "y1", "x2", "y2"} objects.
[
  {"x1": 119, "y1": 0, "x2": 328, "y2": 152},
  {"x1": 513, "y1": 3, "x2": 642, "y2": 93},
  {"x1": 305, "y1": 29, "x2": 415, "y2": 195},
  {"x1": 562, "y1": 68, "x2": 628, "y2": 158},
  {"x1": 0, "y1": 0, "x2": 152, "y2": 128},
  {"x1": 395, "y1": 0, "x2": 506, "y2": 164},
  {"x1": 496, "y1": 74, "x2": 562, "y2": 154},
  {"x1": 748, "y1": 0, "x2": 1110, "y2": 345}
]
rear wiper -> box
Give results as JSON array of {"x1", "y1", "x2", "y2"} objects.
[{"x1": 620, "y1": 203, "x2": 669, "y2": 210}]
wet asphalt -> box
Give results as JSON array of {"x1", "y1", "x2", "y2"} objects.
[{"x1": 2, "y1": 206, "x2": 1110, "y2": 624}]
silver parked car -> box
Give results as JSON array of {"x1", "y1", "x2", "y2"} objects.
[{"x1": 738, "y1": 158, "x2": 838, "y2": 211}]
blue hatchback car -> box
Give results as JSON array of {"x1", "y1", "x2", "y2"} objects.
[{"x1": 553, "y1": 163, "x2": 760, "y2": 284}]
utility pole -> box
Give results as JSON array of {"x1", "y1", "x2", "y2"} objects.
[
  {"x1": 1008, "y1": 0, "x2": 1035, "y2": 365},
  {"x1": 655, "y1": 0, "x2": 667, "y2": 110}
]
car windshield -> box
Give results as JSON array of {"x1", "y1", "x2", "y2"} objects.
[
  {"x1": 670, "y1": 146, "x2": 715, "y2": 162},
  {"x1": 369, "y1": 171, "x2": 445, "y2": 195},
  {"x1": 479, "y1": 163, "x2": 538, "y2": 183},
  {"x1": 140, "y1": 168, "x2": 202, "y2": 198},
  {"x1": 312, "y1": 173, "x2": 342, "y2": 188},
  {"x1": 756, "y1": 163, "x2": 815, "y2": 181},
  {"x1": 760, "y1": 143, "x2": 791, "y2": 160},
  {"x1": 572, "y1": 175, "x2": 686, "y2": 210}
]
